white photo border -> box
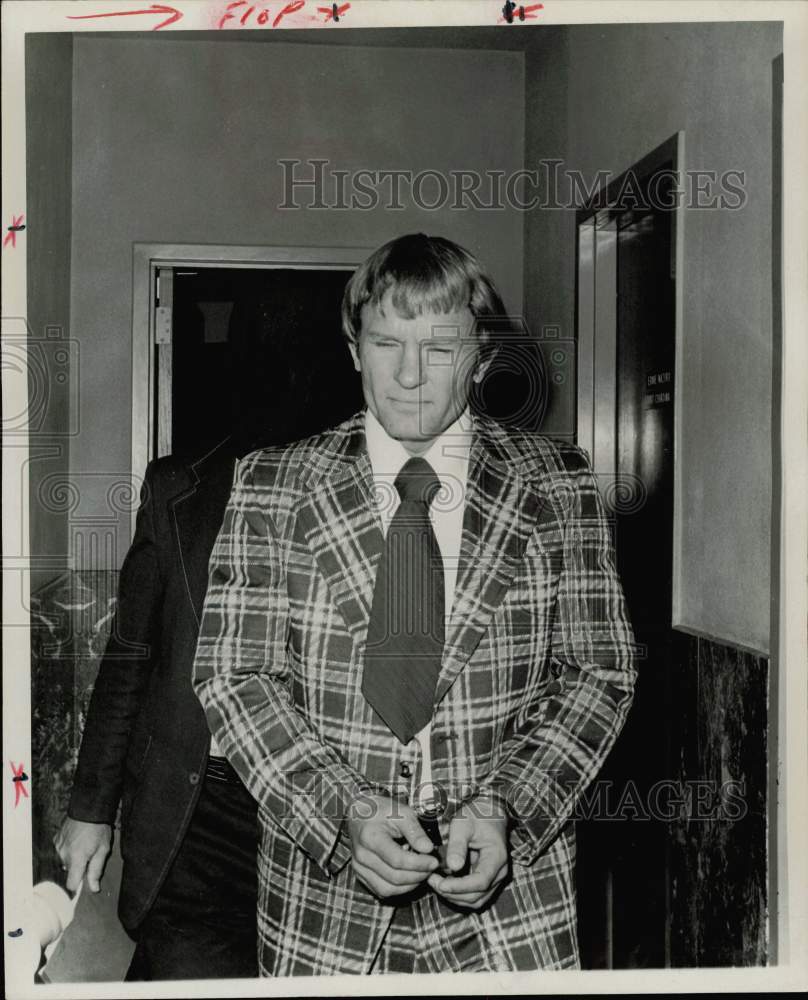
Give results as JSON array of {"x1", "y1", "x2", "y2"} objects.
[{"x1": 2, "y1": 1, "x2": 806, "y2": 996}]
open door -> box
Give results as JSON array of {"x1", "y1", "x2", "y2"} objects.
[
  {"x1": 154, "y1": 264, "x2": 361, "y2": 460},
  {"x1": 129, "y1": 244, "x2": 372, "y2": 540},
  {"x1": 575, "y1": 134, "x2": 683, "y2": 968}
]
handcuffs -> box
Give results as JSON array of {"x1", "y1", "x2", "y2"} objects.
[{"x1": 416, "y1": 802, "x2": 471, "y2": 878}]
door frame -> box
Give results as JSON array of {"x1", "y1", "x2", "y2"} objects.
[
  {"x1": 575, "y1": 132, "x2": 685, "y2": 626},
  {"x1": 130, "y1": 242, "x2": 371, "y2": 540}
]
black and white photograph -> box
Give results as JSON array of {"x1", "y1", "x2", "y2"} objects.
[{"x1": 2, "y1": 0, "x2": 806, "y2": 995}]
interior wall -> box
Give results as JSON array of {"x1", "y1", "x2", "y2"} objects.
[
  {"x1": 46, "y1": 22, "x2": 780, "y2": 648},
  {"x1": 522, "y1": 28, "x2": 571, "y2": 441},
  {"x1": 525, "y1": 22, "x2": 781, "y2": 654},
  {"x1": 25, "y1": 34, "x2": 74, "y2": 592},
  {"x1": 67, "y1": 35, "x2": 525, "y2": 570}
]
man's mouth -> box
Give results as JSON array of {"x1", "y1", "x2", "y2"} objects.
[{"x1": 389, "y1": 398, "x2": 428, "y2": 407}]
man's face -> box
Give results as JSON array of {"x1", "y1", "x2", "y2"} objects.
[{"x1": 349, "y1": 291, "x2": 482, "y2": 454}]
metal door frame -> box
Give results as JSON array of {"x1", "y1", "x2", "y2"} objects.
[{"x1": 575, "y1": 132, "x2": 685, "y2": 625}]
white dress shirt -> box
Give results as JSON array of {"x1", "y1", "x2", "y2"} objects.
[{"x1": 364, "y1": 407, "x2": 473, "y2": 810}]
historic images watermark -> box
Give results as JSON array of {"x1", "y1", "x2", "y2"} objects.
[
  {"x1": 281, "y1": 773, "x2": 749, "y2": 823},
  {"x1": 3, "y1": 318, "x2": 80, "y2": 439},
  {"x1": 278, "y1": 159, "x2": 747, "y2": 212},
  {"x1": 3, "y1": 316, "x2": 145, "y2": 621}
]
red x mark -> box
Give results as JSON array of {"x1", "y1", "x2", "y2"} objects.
[
  {"x1": 3, "y1": 214, "x2": 25, "y2": 249},
  {"x1": 11, "y1": 761, "x2": 29, "y2": 807},
  {"x1": 501, "y1": 2, "x2": 544, "y2": 22},
  {"x1": 317, "y1": 2, "x2": 349, "y2": 21}
]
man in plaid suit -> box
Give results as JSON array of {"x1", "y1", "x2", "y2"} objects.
[{"x1": 193, "y1": 233, "x2": 636, "y2": 975}]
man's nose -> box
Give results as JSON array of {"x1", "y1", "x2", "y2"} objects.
[{"x1": 395, "y1": 344, "x2": 425, "y2": 388}]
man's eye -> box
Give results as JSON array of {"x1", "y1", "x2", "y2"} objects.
[{"x1": 426, "y1": 347, "x2": 454, "y2": 365}]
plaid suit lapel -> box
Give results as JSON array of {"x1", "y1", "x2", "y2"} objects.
[
  {"x1": 294, "y1": 413, "x2": 384, "y2": 636},
  {"x1": 295, "y1": 413, "x2": 557, "y2": 689},
  {"x1": 435, "y1": 421, "x2": 555, "y2": 706}
]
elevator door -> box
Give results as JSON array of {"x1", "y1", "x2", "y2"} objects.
[{"x1": 575, "y1": 139, "x2": 679, "y2": 968}]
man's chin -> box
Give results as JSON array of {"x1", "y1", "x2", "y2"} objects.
[
  {"x1": 390, "y1": 427, "x2": 431, "y2": 443},
  {"x1": 377, "y1": 413, "x2": 432, "y2": 442}
]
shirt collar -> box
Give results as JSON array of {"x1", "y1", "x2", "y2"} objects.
[{"x1": 364, "y1": 407, "x2": 472, "y2": 490}]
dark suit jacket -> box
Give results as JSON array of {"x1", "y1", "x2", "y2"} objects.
[{"x1": 68, "y1": 443, "x2": 237, "y2": 932}]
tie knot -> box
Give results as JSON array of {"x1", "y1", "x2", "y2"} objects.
[{"x1": 394, "y1": 457, "x2": 441, "y2": 506}]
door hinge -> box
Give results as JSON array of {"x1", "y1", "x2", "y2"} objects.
[{"x1": 155, "y1": 268, "x2": 174, "y2": 344}]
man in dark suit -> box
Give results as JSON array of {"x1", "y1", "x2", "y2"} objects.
[{"x1": 54, "y1": 440, "x2": 258, "y2": 980}]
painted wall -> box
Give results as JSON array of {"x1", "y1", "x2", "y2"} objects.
[
  {"x1": 25, "y1": 34, "x2": 74, "y2": 592},
  {"x1": 522, "y1": 28, "x2": 571, "y2": 441},
  {"x1": 524, "y1": 22, "x2": 781, "y2": 654},
  {"x1": 68, "y1": 35, "x2": 525, "y2": 569}
]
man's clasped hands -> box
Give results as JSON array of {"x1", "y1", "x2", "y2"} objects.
[{"x1": 346, "y1": 793, "x2": 510, "y2": 910}]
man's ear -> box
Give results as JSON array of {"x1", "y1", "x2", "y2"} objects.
[{"x1": 348, "y1": 338, "x2": 361, "y2": 373}]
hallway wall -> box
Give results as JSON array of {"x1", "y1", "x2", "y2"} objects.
[
  {"x1": 525, "y1": 21, "x2": 781, "y2": 655},
  {"x1": 66, "y1": 34, "x2": 525, "y2": 572}
]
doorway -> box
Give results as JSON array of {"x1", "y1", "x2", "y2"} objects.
[
  {"x1": 575, "y1": 134, "x2": 683, "y2": 968},
  {"x1": 130, "y1": 243, "x2": 373, "y2": 537},
  {"x1": 163, "y1": 265, "x2": 360, "y2": 460}
]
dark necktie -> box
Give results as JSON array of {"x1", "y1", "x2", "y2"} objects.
[{"x1": 363, "y1": 456, "x2": 445, "y2": 745}]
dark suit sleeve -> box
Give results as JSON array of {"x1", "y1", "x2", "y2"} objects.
[{"x1": 67, "y1": 463, "x2": 164, "y2": 825}]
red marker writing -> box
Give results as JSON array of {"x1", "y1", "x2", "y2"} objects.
[
  {"x1": 11, "y1": 761, "x2": 29, "y2": 807},
  {"x1": 218, "y1": 0, "x2": 245, "y2": 27},
  {"x1": 218, "y1": 0, "x2": 306, "y2": 29},
  {"x1": 4, "y1": 214, "x2": 25, "y2": 249},
  {"x1": 67, "y1": 3, "x2": 183, "y2": 30},
  {"x1": 273, "y1": 0, "x2": 305, "y2": 27},
  {"x1": 501, "y1": 2, "x2": 543, "y2": 23},
  {"x1": 317, "y1": 2, "x2": 349, "y2": 21}
]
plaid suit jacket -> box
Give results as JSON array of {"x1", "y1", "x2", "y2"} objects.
[{"x1": 193, "y1": 410, "x2": 636, "y2": 975}]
